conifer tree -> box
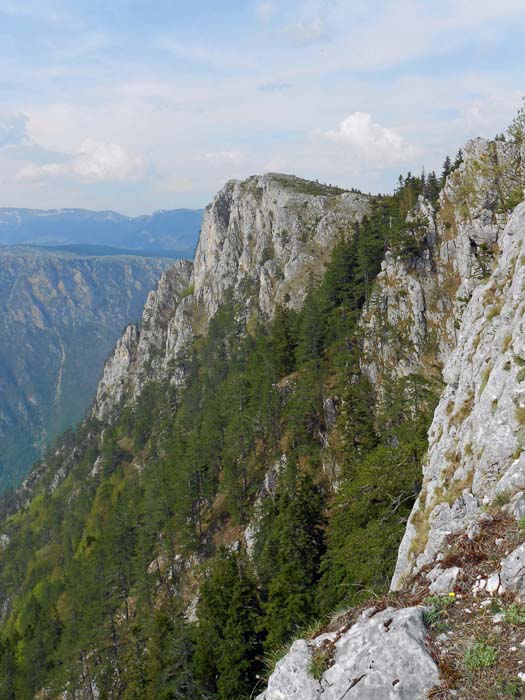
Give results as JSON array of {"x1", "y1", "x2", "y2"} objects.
[
  {"x1": 453, "y1": 148, "x2": 463, "y2": 169},
  {"x1": 259, "y1": 475, "x2": 325, "y2": 651},
  {"x1": 0, "y1": 638, "x2": 17, "y2": 700},
  {"x1": 295, "y1": 287, "x2": 325, "y2": 366},
  {"x1": 440, "y1": 155, "x2": 452, "y2": 187},
  {"x1": 194, "y1": 551, "x2": 262, "y2": 698},
  {"x1": 216, "y1": 564, "x2": 263, "y2": 700},
  {"x1": 270, "y1": 306, "x2": 298, "y2": 377}
]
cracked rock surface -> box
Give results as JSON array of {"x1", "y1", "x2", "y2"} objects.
[{"x1": 257, "y1": 607, "x2": 438, "y2": 700}]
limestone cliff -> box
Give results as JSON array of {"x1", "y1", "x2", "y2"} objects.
[
  {"x1": 392, "y1": 201, "x2": 525, "y2": 588},
  {"x1": 259, "y1": 137, "x2": 525, "y2": 699},
  {"x1": 94, "y1": 174, "x2": 370, "y2": 421}
]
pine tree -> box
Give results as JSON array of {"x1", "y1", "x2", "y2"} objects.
[
  {"x1": 270, "y1": 306, "x2": 298, "y2": 377},
  {"x1": 318, "y1": 373, "x2": 437, "y2": 614},
  {"x1": 440, "y1": 155, "x2": 452, "y2": 187},
  {"x1": 194, "y1": 551, "x2": 263, "y2": 698},
  {"x1": 425, "y1": 171, "x2": 440, "y2": 204},
  {"x1": 144, "y1": 612, "x2": 200, "y2": 700},
  {"x1": 216, "y1": 564, "x2": 263, "y2": 700},
  {"x1": 295, "y1": 287, "x2": 325, "y2": 366},
  {"x1": 0, "y1": 638, "x2": 17, "y2": 700},
  {"x1": 259, "y1": 475, "x2": 325, "y2": 651}
]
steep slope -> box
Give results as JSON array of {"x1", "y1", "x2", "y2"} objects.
[
  {"x1": 1, "y1": 139, "x2": 524, "y2": 700},
  {"x1": 0, "y1": 248, "x2": 172, "y2": 491},
  {"x1": 94, "y1": 173, "x2": 369, "y2": 421},
  {"x1": 392, "y1": 205, "x2": 525, "y2": 588},
  {"x1": 0, "y1": 207, "x2": 203, "y2": 253},
  {"x1": 361, "y1": 137, "x2": 519, "y2": 388},
  {"x1": 0, "y1": 173, "x2": 392, "y2": 699},
  {"x1": 259, "y1": 135, "x2": 525, "y2": 698}
]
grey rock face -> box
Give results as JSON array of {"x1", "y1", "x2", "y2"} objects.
[
  {"x1": 500, "y1": 544, "x2": 525, "y2": 598},
  {"x1": 194, "y1": 175, "x2": 369, "y2": 318},
  {"x1": 392, "y1": 200, "x2": 525, "y2": 588},
  {"x1": 428, "y1": 565, "x2": 461, "y2": 595},
  {"x1": 362, "y1": 138, "x2": 519, "y2": 389},
  {"x1": 93, "y1": 260, "x2": 193, "y2": 420},
  {"x1": 94, "y1": 174, "x2": 370, "y2": 420},
  {"x1": 243, "y1": 455, "x2": 287, "y2": 557},
  {"x1": 258, "y1": 607, "x2": 438, "y2": 700}
]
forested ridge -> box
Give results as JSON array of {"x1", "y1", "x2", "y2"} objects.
[{"x1": 0, "y1": 173, "x2": 448, "y2": 700}]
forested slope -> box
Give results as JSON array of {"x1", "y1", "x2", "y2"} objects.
[{"x1": 1, "y1": 113, "x2": 524, "y2": 700}]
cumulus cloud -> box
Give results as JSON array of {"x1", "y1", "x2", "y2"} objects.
[
  {"x1": 324, "y1": 112, "x2": 420, "y2": 163},
  {"x1": 17, "y1": 140, "x2": 143, "y2": 182},
  {"x1": 203, "y1": 151, "x2": 244, "y2": 163}
]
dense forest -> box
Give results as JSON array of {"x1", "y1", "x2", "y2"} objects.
[{"x1": 0, "y1": 171, "x2": 451, "y2": 699}]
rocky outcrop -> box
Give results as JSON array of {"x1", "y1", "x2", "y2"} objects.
[
  {"x1": 392, "y1": 199, "x2": 525, "y2": 589},
  {"x1": 258, "y1": 607, "x2": 438, "y2": 700},
  {"x1": 258, "y1": 138, "x2": 525, "y2": 698},
  {"x1": 362, "y1": 138, "x2": 520, "y2": 389},
  {"x1": 93, "y1": 260, "x2": 193, "y2": 419},
  {"x1": 193, "y1": 175, "x2": 369, "y2": 317},
  {"x1": 94, "y1": 174, "x2": 370, "y2": 420}
]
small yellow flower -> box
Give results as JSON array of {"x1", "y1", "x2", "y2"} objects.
[{"x1": 448, "y1": 592, "x2": 456, "y2": 598}]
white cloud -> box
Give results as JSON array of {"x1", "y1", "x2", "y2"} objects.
[
  {"x1": 17, "y1": 140, "x2": 143, "y2": 183},
  {"x1": 324, "y1": 112, "x2": 421, "y2": 163},
  {"x1": 264, "y1": 156, "x2": 287, "y2": 171},
  {"x1": 72, "y1": 140, "x2": 143, "y2": 181},
  {"x1": 203, "y1": 151, "x2": 245, "y2": 163}
]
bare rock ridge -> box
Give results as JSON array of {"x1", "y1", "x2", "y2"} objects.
[
  {"x1": 94, "y1": 173, "x2": 370, "y2": 420},
  {"x1": 392, "y1": 200, "x2": 525, "y2": 588}
]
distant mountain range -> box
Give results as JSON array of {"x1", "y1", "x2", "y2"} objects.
[
  {"x1": 0, "y1": 207, "x2": 203, "y2": 254},
  {"x1": 0, "y1": 246, "x2": 174, "y2": 492}
]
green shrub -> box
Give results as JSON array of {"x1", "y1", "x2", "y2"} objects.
[
  {"x1": 423, "y1": 594, "x2": 455, "y2": 627},
  {"x1": 464, "y1": 641, "x2": 498, "y2": 670},
  {"x1": 489, "y1": 677, "x2": 525, "y2": 699},
  {"x1": 504, "y1": 604, "x2": 525, "y2": 625}
]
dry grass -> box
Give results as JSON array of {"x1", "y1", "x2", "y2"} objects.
[
  {"x1": 425, "y1": 515, "x2": 525, "y2": 699},
  {"x1": 479, "y1": 365, "x2": 493, "y2": 394},
  {"x1": 300, "y1": 514, "x2": 525, "y2": 700},
  {"x1": 448, "y1": 396, "x2": 474, "y2": 427},
  {"x1": 502, "y1": 333, "x2": 513, "y2": 352}
]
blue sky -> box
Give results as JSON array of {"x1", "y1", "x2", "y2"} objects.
[{"x1": 0, "y1": 0, "x2": 524, "y2": 214}]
